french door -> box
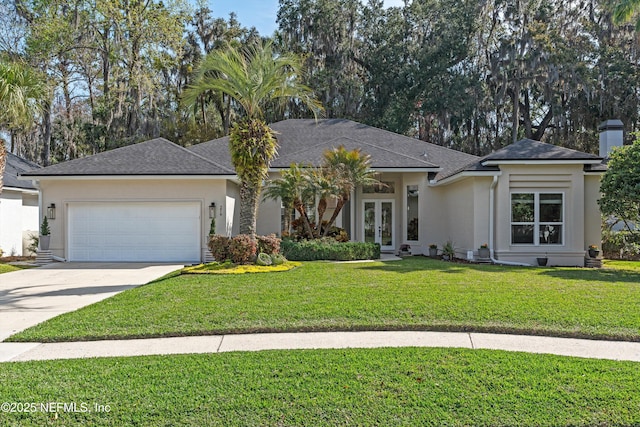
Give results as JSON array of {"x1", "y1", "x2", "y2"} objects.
[{"x1": 363, "y1": 200, "x2": 395, "y2": 251}]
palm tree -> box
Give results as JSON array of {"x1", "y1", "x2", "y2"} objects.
[
  {"x1": 321, "y1": 146, "x2": 379, "y2": 237},
  {"x1": 263, "y1": 164, "x2": 315, "y2": 239},
  {"x1": 305, "y1": 166, "x2": 340, "y2": 235},
  {"x1": 0, "y1": 60, "x2": 46, "y2": 194},
  {"x1": 262, "y1": 167, "x2": 298, "y2": 236},
  {"x1": 183, "y1": 41, "x2": 323, "y2": 238}
]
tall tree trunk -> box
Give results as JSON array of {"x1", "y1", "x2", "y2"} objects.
[
  {"x1": 293, "y1": 199, "x2": 315, "y2": 239},
  {"x1": 322, "y1": 196, "x2": 346, "y2": 237},
  {"x1": 41, "y1": 99, "x2": 52, "y2": 166},
  {"x1": 317, "y1": 197, "x2": 328, "y2": 235},
  {"x1": 239, "y1": 180, "x2": 261, "y2": 239},
  {"x1": 511, "y1": 79, "x2": 520, "y2": 144},
  {"x1": 0, "y1": 139, "x2": 6, "y2": 195}
]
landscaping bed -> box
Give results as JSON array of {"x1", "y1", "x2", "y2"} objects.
[{"x1": 183, "y1": 261, "x2": 301, "y2": 274}]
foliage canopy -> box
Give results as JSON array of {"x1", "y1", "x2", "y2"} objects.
[{"x1": 599, "y1": 135, "x2": 640, "y2": 230}]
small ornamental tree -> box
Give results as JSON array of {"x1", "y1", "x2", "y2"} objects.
[
  {"x1": 40, "y1": 216, "x2": 51, "y2": 236},
  {"x1": 599, "y1": 136, "x2": 640, "y2": 232}
]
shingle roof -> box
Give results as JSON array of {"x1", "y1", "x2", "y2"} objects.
[
  {"x1": 4, "y1": 152, "x2": 40, "y2": 190},
  {"x1": 18, "y1": 121, "x2": 605, "y2": 181},
  {"x1": 438, "y1": 139, "x2": 604, "y2": 182},
  {"x1": 189, "y1": 119, "x2": 479, "y2": 177},
  {"x1": 21, "y1": 138, "x2": 235, "y2": 177},
  {"x1": 482, "y1": 139, "x2": 602, "y2": 162}
]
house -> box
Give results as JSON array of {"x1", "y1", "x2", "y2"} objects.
[
  {"x1": 1, "y1": 152, "x2": 40, "y2": 256},
  {"x1": 20, "y1": 118, "x2": 614, "y2": 266}
]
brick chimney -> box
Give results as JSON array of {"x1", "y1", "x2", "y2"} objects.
[{"x1": 598, "y1": 119, "x2": 624, "y2": 158}]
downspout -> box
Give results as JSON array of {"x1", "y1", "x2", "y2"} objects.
[{"x1": 489, "y1": 175, "x2": 531, "y2": 267}]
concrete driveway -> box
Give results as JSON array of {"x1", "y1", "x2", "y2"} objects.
[{"x1": 0, "y1": 263, "x2": 183, "y2": 341}]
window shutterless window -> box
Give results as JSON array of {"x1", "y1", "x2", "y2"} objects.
[
  {"x1": 511, "y1": 193, "x2": 563, "y2": 245},
  {"x1": 406, "y1": 185, "x2": 419, "y2": 241}
]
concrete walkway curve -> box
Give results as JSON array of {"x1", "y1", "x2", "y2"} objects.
[{"x1": 2, "y1": 331, "x2": 640, "y2": 363}]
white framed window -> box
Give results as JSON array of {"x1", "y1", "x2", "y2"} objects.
[
  {"x1": 511, "y1": 192, "x2": 563, "y2": 245},
  {"x1": 406, "y1": 185, "x2": 419, "y2": 241},
  {"x1": 363, "y1": 181, "x2": 395, "y2": 194}
]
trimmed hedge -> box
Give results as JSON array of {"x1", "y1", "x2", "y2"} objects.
[{"x1": 281, "y1": 239, "x2": 381, "y2": 261}]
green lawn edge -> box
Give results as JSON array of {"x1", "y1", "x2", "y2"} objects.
[
  {"x1": 7, "y1": 257, "x2": 640, "y2": 343},
  {"x1": 1, "y1": 348, "x2": 639, "y2": 426}
]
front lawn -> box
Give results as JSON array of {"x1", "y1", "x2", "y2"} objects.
[
  {"x1": 1, "y1": 348, "x2": 639, "y2": 426},
  {"x1": 0, "y1": 264, "x2": 31, "y2": 274},
  {"x1": 9, "y1": 257, "x2": 640, "y2": 343},
  {"x1": 603, "y1": 259, "x2": 640, "y2": 272}
]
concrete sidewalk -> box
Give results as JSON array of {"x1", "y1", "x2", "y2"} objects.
[{"x1": 2, "y1": 331, "x2": 639, "y2": 362}]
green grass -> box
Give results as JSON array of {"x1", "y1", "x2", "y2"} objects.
[
  {"x1": 1, "y1": 348, "x2": 639, "y2": 426},
  {"x1": 8, "y1": 257, "x2": 640, "y2": 342},
  {"x1": 0, "y1": 264, "x2": 29, "y2": 274},
  {"x1": 604, "y1": 259, "x2": 640, "y2": 272}
]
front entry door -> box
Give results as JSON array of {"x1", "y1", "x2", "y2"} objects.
[{"x1": 363, "y1": 200, "x2": 395, "y2": 251}]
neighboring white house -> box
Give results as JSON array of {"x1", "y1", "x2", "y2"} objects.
[
  {"x1": 1, "y1": 152, "x2": 40, "y2": 256},
  {"x1": 20, "y1": 119, "x2": 617, "y2": 266}
]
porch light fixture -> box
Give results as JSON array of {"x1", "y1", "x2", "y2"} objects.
[
  {"x1": 47, "y1": 203, "x2": 56, "y2": 220},
  {"x1": 209, "y1": 202, "x2": 216, "y2": 218}
]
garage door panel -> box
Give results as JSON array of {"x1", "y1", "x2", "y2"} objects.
[{"x1": 68, "y1": 202, "x2": 201, "y2": 262}]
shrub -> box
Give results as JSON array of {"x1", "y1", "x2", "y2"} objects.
[
  {"x1": 270, "y1": 253, "x2": 287, "y2": 265},
  {"x1": 281, "y1": 239, "x2": 380, "y2": 261},
  {"x1": 442, "y1": 240, "x2": 456, "y2": 258},
  {"x1": 208, "y1": 235, "x2": 230, "y2": 262},
  {"x1": 290, "y1": 218, "x2": 316, "y2": 241},
  {"x1": 256, "y1": 252, "x2": 273, "y2": 266},
  {"x1": 257, "y1": 234, "x2": 281, "y2": 255},
  {"x1": 229, "y1": 234, "x2": 257, "y2": 264},
  {"x1": 602, "y1": 229, "x2": 640, "y2": 260},
  {"x1": 323, "y1": 225, "x2": 349, "y2": 242}
]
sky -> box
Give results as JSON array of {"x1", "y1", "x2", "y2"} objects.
[{"x1": 207, "y1": 0, "x2": 406, "y2": 35}]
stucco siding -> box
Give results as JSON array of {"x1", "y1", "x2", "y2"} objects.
[
  {"x1": 438, "y1": 179, "x2": 476, "y2": 258},
  {"x1": 472, "y1": 178, "x2": 492, "y2": 255},
  {"x1": 494, "y1": 164, "x2": 589, "y2": 266},
  {"x1": 584, "y1": 174, "x2": 602, "y2": 251},
  {"x1": 225, "y1": 181, "x2": 240, "y2": 236},
  {"x1": 257, "y1": 197, "x2": 282, "y2": 236}
]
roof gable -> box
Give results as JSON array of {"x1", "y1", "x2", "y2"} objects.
[
  {"x1": 4, "y1": 152, "x2": 40, "y2": 190},
  {"x1": 21, "y1": 138, "x2": 234, "y2": 177}
]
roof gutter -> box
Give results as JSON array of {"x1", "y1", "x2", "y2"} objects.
[
  {"x1": 430, "y1": 171, "x2": 501, "y2": 187},
  {"x1": 482, "y1": 159, "x2": 602, "y2": 166},
  {"x1": 18, "y1": 174, "x2": 239, "y2": 181},
  {"x1": 268, "y1": 167, "x2": 441, "y2": 173},
  {"x1": 1, "y1": 186, "x2": 38, "y2": 195}
]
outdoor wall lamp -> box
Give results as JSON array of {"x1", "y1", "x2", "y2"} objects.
[
  {"x1": 47, "y1": 203, "x2": 56, "y2": 220},
  {"x1": 209, "y1": 202, "x2": 216, "y2": 218}
]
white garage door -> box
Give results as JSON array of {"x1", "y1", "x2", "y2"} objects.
[{"x1": 68, "y1": 202, "x2": 201, "y2": 262}]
